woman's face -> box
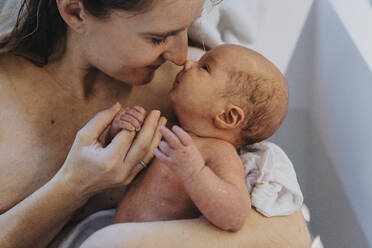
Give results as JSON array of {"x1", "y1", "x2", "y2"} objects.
[{"x1": 81, "y1": 0, "x2": 205, "y2": 85}]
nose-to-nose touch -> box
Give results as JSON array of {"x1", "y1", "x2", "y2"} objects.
[{"x1": 183, "y1": 60, "x2": 194, "y2": 71}]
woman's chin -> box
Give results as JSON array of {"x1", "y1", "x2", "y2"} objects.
[{"x1": 114, "y1": 70, "x2": 156, "y2": 85}]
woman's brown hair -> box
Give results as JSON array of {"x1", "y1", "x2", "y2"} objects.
[{"x1": 0, "y1": 0, "x2": 153, "y2": 66}]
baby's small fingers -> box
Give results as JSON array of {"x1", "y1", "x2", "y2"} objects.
[
  {"x1": 122, "y1": 107, "x2": 146, "y2": 124},
  {"x1": 154, "y1": 148, "x2": 171, "y2": 163},
  {"x1": 158, "y1": 126, "x2": 182, "y2": 148},
  {"x1": 172, "y1": 125, "x2": 193, "y2": 146},
  {"x1": 113, "y1": 109, "x2": 126, "y2": 122},
  {"x1": 117, "y1": 120, "x2": 136, "y2": 131},
  {"x1": 120, "y1": 115, "x2": 141, "y2": 131},
  {"x1": 158, "y1": 141, "x2": 171, "y2": 155},
  {"x1": 133, "y1": 106, "x2": 147, "y2": 118}
]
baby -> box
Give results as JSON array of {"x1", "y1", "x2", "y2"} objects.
[{"x1": 106, "y1": 44, "x2": 289, "y2": 232}]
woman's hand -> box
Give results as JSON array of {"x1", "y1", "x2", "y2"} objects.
[{"x1": 57, "y1": 103, "x2": 166, "y2": 199}]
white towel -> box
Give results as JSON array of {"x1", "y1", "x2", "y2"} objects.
[
  {"x1": 188, "y1": 0, "x2": 257, "y2": 50},
  {"x1": 240, "y1": 141, "x2": 303, "y2": 217},
  {"x1": 0, "y1": 0, "x2": 21, "y2": 39}
]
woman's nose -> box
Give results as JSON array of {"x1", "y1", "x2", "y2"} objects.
[{"x1": 162, "y1": 31, "x2": 188, "y2": 66}]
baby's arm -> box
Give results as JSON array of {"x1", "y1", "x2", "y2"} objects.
[{"x1": 155, "y1": 126, "x2": 251, "y2": 232}]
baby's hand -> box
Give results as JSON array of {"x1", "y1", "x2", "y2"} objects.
[
  {"x1": 154, "y1": 125, "x2": 205, "y2": 181},
  {"x1": 106, "y1": 106, "x2": 146, "y2": 144}
]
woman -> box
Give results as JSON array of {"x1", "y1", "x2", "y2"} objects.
[{"x1": 0, "y1": 0, "x2": 311, "y2": 247}]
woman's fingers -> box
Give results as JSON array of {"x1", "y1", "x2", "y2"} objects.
[
  {"x1": 123, "y1": 110, "x2": 161, "y2": 167},
  {"x1": 78, "y1": 103, "x2": 122, "y2": 144},
  {"x1": 142, "y1": 116, "x2": 167, "y2": 163},
  {"x1": 105, "y1": 128, "x2": 136, "y2": 161},
  {"x1": 117, "y1": 110, "x2": 162, "y2": 185}
]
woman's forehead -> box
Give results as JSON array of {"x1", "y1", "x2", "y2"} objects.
[{"x1": 121, "y1": 0, "x2": 205, "y2": 32}]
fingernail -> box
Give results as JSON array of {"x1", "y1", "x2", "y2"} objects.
[
  {"x1": 158, "y1": 117, "x2": 167, "y2": 127},
  {"x1": 112, "y1": 102, "x2": 120, "y2": 110},
  {"x1": 161, "y1": 117, "x2": 168, "y2": 125},
  {"x1": 154, "y1": 110, "x2": 161, "y2": 118},
  {"x1": 172, "y1": 125, "x2": 180, "y2": 131}
]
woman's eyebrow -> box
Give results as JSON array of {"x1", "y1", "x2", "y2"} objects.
[
  {"x1": 142, "y1": 9, "x2": 203, "y2": 39},
  {"x1": 141, "y1": 27, "x2": 186, "y2": 38}
]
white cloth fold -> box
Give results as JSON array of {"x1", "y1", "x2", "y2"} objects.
[
  {"x1": 58, "y1": 210, "x2": 116, "y2": 248},
  {"x1": 240, "y1": 141, "x2": 303, "y2": 217},
  {"x1": 188, "y1": 0, "x2": 257, "y2": 50},
  {"x1": 0, "y1": 0, "x2": 21, "y2": 39}
]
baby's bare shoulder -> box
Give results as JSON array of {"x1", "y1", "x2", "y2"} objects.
[
  {"x1": 195, "y1": 137, "x2": 237, "y2": 158},
  {"x1": 193, "y1": 137, "x2": 243, "y2": 175}
]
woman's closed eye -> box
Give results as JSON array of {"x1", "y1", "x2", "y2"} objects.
[{"x1": 151, "y1": 37, "x2": 167, "y2": 45}]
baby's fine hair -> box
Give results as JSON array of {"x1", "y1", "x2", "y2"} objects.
[{"x1": 223, "y1": 69, "x2": 289, "y2": 147}]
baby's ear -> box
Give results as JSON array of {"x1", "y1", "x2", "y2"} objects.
[{"x1": 214, "y1": 104, "x2": 245, "y2": 130}]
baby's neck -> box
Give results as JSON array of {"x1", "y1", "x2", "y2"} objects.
[{"x1": 169, "y1": 122, "x2": 240, "y2": 149}]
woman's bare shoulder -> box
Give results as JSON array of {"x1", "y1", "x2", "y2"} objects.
[{"x1": 0, "y1": 53, "x2": 37, "y2": 97}]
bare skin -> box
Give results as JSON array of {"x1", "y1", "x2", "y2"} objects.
[
  {"x1": 82, "y1": 210, "x2": 310, "y2": 248},
  {"x1": 0, "y1": 53, "x2": 174, "y2": 248},
  {"x1": 113, "y1": 124, "x2": 250, "y2": 232},
  {"x1": 110, "y1": 45, "x2": 292, "y2": 234},
  {"x1": 0, "y1": 0, "x2": 310, "y2": 246},
  {"x1": 0, "y1": 52, "x2": 310, "y2": 248}
]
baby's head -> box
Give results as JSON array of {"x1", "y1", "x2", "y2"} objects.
[{"x1": 168, "y1": 44, "x2": 288, "y2": 148}]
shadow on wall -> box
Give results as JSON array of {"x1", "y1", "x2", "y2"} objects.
[{"x1": 270, "y1": 1, "x2": 370, "y2": 247}]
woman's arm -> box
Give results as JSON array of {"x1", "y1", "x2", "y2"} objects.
[
  {"x1": 0, "y1": 173, "x2": 88, "y2": 248},
  {"x1": 0, "y1": 104, "x2": 164, "y2": 248},
  {"x1": 81, "y1": 209, "x2": 311, "y2": 248}
]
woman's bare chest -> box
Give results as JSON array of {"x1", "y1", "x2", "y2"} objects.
[{"x1": 1, "y1": 94, "x2": 101, "y2": 183}]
